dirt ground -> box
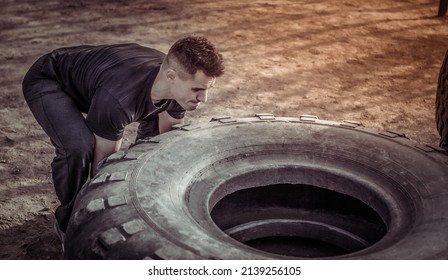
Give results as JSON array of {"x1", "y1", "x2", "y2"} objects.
[{"x1": 0, "y1": 0, "x2": 447, "y2": 260}]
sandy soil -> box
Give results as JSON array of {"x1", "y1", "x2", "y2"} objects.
[{"x1": 0, "y1": 0, "x2": 447, "y2": 260}]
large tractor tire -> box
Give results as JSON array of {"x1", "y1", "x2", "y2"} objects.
[
  {"x1": 436, "y1": 50, "x2": 448, "y2": 150},
  {"x1": 64, "y1": 115, "x2": 448, "y2": 259}
]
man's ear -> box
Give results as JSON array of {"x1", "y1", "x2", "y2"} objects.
[{"x1": 166, "y1": 69, "x2": 176, "y2": 82}]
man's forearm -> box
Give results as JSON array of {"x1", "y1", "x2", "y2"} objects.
[
  {"x1": 158, "y1": 111, "x2": 184, "y2": 134},
  {"x1": 91, "y1": 134, "x2": 122, "y2": 177}
]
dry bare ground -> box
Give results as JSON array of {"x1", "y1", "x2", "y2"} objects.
[{"x1": 0, "y1": 0, "x2": 447, "y2": 259}]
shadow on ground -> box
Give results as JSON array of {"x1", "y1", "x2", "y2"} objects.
[{"x1": 0, "y1": 214, "x2": 62, "y2": 260}]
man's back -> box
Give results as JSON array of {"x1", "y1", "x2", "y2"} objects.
[{"x1": 43, "y1": 43, "x2": 166, "y2": 112}]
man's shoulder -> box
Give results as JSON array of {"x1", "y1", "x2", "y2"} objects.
[{"x1": 105, "y1": 43, "x2": 166, "y2": 57}]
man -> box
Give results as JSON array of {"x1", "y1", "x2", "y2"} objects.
[
  {"x1": 22, "y1": 36, "x2": 225, "y2": 249},
  {"x1": 439, "y1": 0, "x2": 447, "y2": 16},
  {"x1": 436, "y1": 49, "x2": 448, "y2": 150}
]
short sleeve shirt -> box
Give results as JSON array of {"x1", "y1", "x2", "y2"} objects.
[{"x1": 43, "y1": 43, "x2": 185, "y2": 141}]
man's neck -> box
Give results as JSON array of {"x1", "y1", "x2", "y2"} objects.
[{"x1": 151, "y1": 67, "x2": 171, "y2": 104}]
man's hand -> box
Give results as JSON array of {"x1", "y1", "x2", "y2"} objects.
[
  {"x1": 91, "y1": 134, "x2": 122, "y2": 177},
  {"x1": 158, "y1": 111, "x2": 184, "y2": 134},
  {"x1": 91, "y1": 112, "x2": 180, "y2": 177}
]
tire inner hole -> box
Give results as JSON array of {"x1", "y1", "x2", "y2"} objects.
[{"x1": 210, "y1": 184, "x2": 387, "y2": 258}]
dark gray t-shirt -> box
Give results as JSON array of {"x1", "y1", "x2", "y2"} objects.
[{"x1": 43, "y1": 43, "x2": 185, "y2": 141}]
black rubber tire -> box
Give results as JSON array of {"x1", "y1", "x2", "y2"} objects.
[
  {"x1": 64, "y1": 115, "x2": 448, "y2": 260},
  {"x1": 436, "y1": 50, "x2": 448, "y2": 150}
]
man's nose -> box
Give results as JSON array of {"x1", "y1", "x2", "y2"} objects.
[{"x1": 197, "y1": 91, "x2": 208, "y2": 103}]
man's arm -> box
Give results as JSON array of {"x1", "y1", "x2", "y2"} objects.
[
  {"x1": 91, "y1": 133, "x2": 122, "y2": 177},
  {"x1": 158, "y1": 111, "x2": 184, "y2": 134},
  {"x1": 91, "y1": 111, "x2": 180, "y2": 177}
]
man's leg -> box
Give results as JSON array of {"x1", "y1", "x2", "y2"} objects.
[
  {"x1": 439, "y1": 0, "x2": 447, "y2": 17},
  {"x1": 437, "y1": 50, "x2": 448, "y2": 150},
  {"x1": 23, "y1": 80, "x2": 94, "y2": 233}
]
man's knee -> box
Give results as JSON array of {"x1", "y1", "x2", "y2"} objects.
[
  {"x1": 63, "y1": 132, "x2": 95, "y2": 160},
  {"x1": 78, "y1": 133, "x2": 95, "y2": 157}
]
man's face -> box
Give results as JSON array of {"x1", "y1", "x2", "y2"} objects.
[{"x1": 170, "y1": 70, "x2": 216, "y2": 111}]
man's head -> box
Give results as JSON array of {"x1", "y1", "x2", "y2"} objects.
[{"x1": 162, "y1": 36, "x2": 224, "y2": 111}]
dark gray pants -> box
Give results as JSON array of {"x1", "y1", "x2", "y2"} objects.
[{"x1": 22, "y1": 55, "x2": 94, "y2": 232}]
